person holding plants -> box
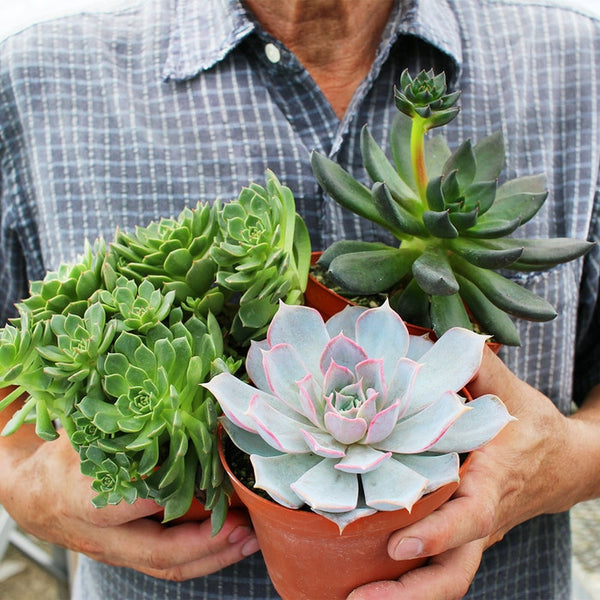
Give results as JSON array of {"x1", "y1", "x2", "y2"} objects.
[{"x1": 0, "y1": 1, "x2": 599, "y2": 599}]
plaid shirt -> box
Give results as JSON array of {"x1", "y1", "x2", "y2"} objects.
[{"x1": 1, "y1": 0, "x2": 599, "y2": 598}]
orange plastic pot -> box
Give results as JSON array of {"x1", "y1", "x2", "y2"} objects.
[{"x1": 219, "y1": 431, "x2": 469, "y2": 600}]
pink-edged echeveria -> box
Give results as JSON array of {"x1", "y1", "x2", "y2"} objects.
[{"x1": 205, "y1": 301, "x2": 514, "y2": 530}]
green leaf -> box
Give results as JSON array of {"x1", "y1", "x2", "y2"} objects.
[
  {"x1": 462, "y1": 216, "x2": 522, "y2": 239},
  {"x1": 422, "y1": 210, "x2": 459, "y2": 238},
  {"x1": 456, "y1": 274, "x2": 521, "y2": 345},
  {"x1": 318, "y1": 240, "x2": 393, "y2": 269},
  {"x1": 481, "y1": 190, "x2": 548, "y2": 225},
  {"x1": 310, "y1": 151, "x2": 390, "y2": 230},
  {"x1": 371, "y1": 183, "x2": 427, "y2": 237},
  {"x1": 412, "y1": 247, "x2": 459, "y2": 296},
  {"x1": 424, "y1": 135, "x2": 451, "y2": 182},
  {"x1": 430, "y1": 293, "x2": 472, "y2": 337},
  {"x1": 390, "y1": 112, "x2": 417, "y2": 193},
  {"x1": 327, "y1": 248, "x2": 419, "y2": 294},
  {"x1": 389, "y1": 278, "x2": 431, "y2": 328},
  {"x1": 472, "y1": 131, "x2": 505, "y2": 182},
  {"x1": 463, "y1": 180, "x2": 497, "y2": 214},
  {"x1": 360, "y1": 125, "x2": 419, "y2": 209},
  {"x1": 505, "y1": 237, "x2": 594, "y2": 268},
  {"x1": 443, "y1": 140, "x2": 476, "y2": 190},
  {"x1": 451, "y1": 255, "x2": 557, "y2": 321},
  {"x1": 449, "y1": 238, "x2": 523, "y2": 269}
]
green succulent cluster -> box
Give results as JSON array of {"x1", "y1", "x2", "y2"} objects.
[
  {"x1": 311, "y1": 69, "x2": 593, "y2": 345},
  {"x1": 0, "y1": 171, "x2": 310, "y2": 533}
]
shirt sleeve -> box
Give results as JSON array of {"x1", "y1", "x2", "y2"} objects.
[
  {"x1": 0, "y1": 48, "x2": 44, "y2": 325},
  {"x1": 573, "y1": 165, "x2": 600, "y2": 405}
]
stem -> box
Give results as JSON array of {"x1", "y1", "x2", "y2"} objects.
[
  {"x1": 410, "y1": 117, "x2": 429, "y2": 207},
  {"x1": 0, "y1": 385, "x2": 27, "y2": 412}
]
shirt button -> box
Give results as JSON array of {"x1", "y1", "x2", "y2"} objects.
[{"x1": 265, "y1": 43, "x2": 281, "y2": 64}]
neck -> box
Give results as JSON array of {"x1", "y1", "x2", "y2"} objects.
[{"x1": 244, "y1": 0, "x2": 395, "y2": 119}]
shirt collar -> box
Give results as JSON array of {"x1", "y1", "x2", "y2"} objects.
[{"x1": 162, "y1": 0, "x2": 462, "y2": 82}]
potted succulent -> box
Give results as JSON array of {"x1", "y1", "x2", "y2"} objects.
[
  {"x1": 205, "y1": 300, "x2": 514, "y2": 600},
  {"x1": 0, "y1": 171, "x2": 311, "y2": 533},
  {"x1": 309, "y1": 69, "x2": 593, "y2": 345}
]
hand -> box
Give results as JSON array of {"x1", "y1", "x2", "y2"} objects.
[
  {"x1": 0, "y1": 420, "x2": 259, "y2": 581},
  {"x1": 347, "y1": 346, "x2": 600, "y2": 600}
]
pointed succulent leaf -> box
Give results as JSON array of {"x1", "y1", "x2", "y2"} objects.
[
  {"x1": 261, "y1": 343, "x2": 310, "y2": 406},
  {"x1": 449, "y1": 237, "x2": 524, "y2": 269},
  {"x1": 506, "y1": 237, "x2": 595, "y2": 269},
  {"x1": 362, "y1": 457, "x2": 428, "y2": 511},
  {"x1": 424, "y1": 135, "x2": 452, "y2": 181},
  {"x1": 247, "y1": 394, "x2": 313, "y2": 453},
  {"x1": 462, "y1": 180, "x2": 497, "y2": 214},
  {"x1": 395, "y1": 452, "x2": 460, "y2": 494},
  {"x1": 317, "y1": 239, "x2": 392, "y2": 269},
  {"x1": 360, "y1": 125, "x2": 419, "y2": 208},
  {"x1": 375, "y1": 391, "x2": 468, "y2": 452},
  {"x1": 462, "y1": 216, "x2": 522, "y2": 238},
  {"x1": 390, "y1": 112, "x2": 418, "y2": 193},
  {"x1": 300, "y1": 427, "x2": 346, "y2": 458},
  {"x1": 426, "y1": 176, "x2": 446, "y2": 212},
  {"x1": 412, "y1": 247, "x2": 459, "y2": 296},
  {"x1": 480, "y1": 190, "x2": 548, "y2": 225},
  {"x1": 472, "y1": 131, "x2": 505, "y2": 182},
  {"x1": 430, "y1": 293, "x2": 473, "y2": 337},
  {"x1": 335, "y1": 445, "x2": 391, "y2": 473},
  {"x1": 409, "y1": 328, "x2": 487, "y2": 412},
  {"x1": 355, "y1": 300, "x2": 410, "y2": 377},
  {"x1": 220, "y1": 419, "x2": 282, "y2": 458},
  {"x1": 428, "y1": 394, "x2": 515, "y2": 452},
  {"x1": 371, "y1": 183, "x2": 427, "y2": 237},
  {"x1": 389, "y1": 278, "x2": 431, "y2": 329},
  {"x1": 320, "y1": 334, "x2": 367, "y2": 374},
  {"x1": 290, "y1": 458, "x2": 359, "y2": 512},
  {"x1": 452, "y1": 255, "x2": 558, "y2": 321},
  {"x1": 327, "y1": 247, "x2": 419, "y2": 295},
  {"x1": 266, "y1": 303, "x2": 329, "y2": 377},
  {"x1": 456, "y1": 274, "x2": 522, "y2": 345},
  {"x1": 423, "y1": 209, "x2": 459, "y2": 238},
  {"x1": 311, "y1": 151, "x2": 389, "y2": 228},
  {"x1": 252, "y1": 453, "x2": 318, "y2": 509},
  {"x1": 443, "y1": 140, "x2": 476, "y2": 190}
]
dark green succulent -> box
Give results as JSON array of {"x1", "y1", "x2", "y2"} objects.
[
  {"x1": 311, "y1": 69, "x2": 593, "y2": 345},
  {"x1": 0, "y1": 171, "x2": 311, "y2": 533}
]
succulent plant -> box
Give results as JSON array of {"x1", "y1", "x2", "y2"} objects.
[
  {"x1": 205, "y1": 301, "x2": 514, "y2": 531},
  {"x1": 311, "y1": 69, "x2": 594, "y2": 345},
  {"x1": 0, "y1": 171, "x2": 311, "y2": 533}
]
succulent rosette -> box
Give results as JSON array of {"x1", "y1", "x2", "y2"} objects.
[{"x1": 206, "y1": 301, "x2": 514, "y2": 529}]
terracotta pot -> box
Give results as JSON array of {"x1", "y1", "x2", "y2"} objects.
[
  {"x1": 306, "y1": 251, "x2": 501, "y2": 353},
  {"x1": 219, "y1": 431, "x2": 469, "y2": 600}
]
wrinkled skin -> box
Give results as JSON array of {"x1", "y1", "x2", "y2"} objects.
[
  {"x1": 347, "y1": 347, "x2": 600, "y2": 600},
  {"x1": 0, "y1": 389, "x2": 259, "y2": 581}
]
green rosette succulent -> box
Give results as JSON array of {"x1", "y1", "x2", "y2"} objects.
[
  {"x1": 211, "y1": 170, "x2": 311, "y2": 345},
  {"x1": 0, "y1": 171, "x2": 311, "y2": 533},
  {"x1": 311, "y1": 69, "x2": 594, "y2": 345}
]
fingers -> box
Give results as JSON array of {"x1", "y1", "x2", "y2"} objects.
[
  {"x1": 347, "y1": 539, "x2": 486, "y2": 600},
  {"x1": 72, "y1": 507, "x2": 258, "y2": 580}
]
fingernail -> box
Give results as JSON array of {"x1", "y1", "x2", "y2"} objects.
[
  {"x1": 392, "y1": 537, "x2": 424, "y2": 560},
  {"x1": 241, "y1": 537, "x2": 260, "y2": 556},
  {"x1": 228, "y1": 526, "x2": 252, "y2": 544}
]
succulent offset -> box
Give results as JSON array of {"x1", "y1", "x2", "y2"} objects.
[
  {"x1": 0, "y1": 171, "x2": 311, "y2": 533},
  {"x1": 311, "y1": 69, "x2": 594, "y2": 345},
  {"x1": 205, "y1": 301, "x2": 514, "y2": 531}
]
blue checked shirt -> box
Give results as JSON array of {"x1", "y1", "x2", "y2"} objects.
[{"x1": 1, "y1": 0, "x2": 599, "y2": 598}]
